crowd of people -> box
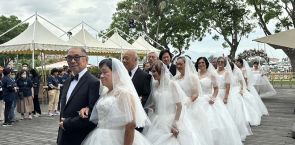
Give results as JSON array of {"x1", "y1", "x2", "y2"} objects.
[
  {"x1": 0, "y1": 63, "x2": 71, "y2": 126},
  {"x1": 59, "y1": 47, "x2": 277, "y2": 145},
  {"x1": 0, "y1": 47, "x2": 276, "y2": 145}
]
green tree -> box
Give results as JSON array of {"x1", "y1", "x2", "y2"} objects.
[
  {"x1": 181, "y1": 0, "x2": 254, "y2": 59},
  {"x1": 210, "y1": 0, "x2": 254, "y2": 59},
  {"x1": 0, "y1": 15, "x2": 29, "y2": 67},
  {"x1": 102, "y1": 0, "x2": 208, "y2": 58},
  {"x1": 247, "y1": 0, "x2": 295, "y2": 71}
]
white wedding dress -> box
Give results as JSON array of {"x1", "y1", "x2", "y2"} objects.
[
  {"x1": 242, "y1": 60, "x2": 268, "y2": 116},
  {"x1": 82, "y1": 89, "x2": 152, "y2": 145},
  {"x1": 143, "y1": 80, "x2": 202, "y2": 145},
  {"x1": 252, "y1": 68, "x2": 276, "y2": 97},
  {"x1": 217, "y1": 71, "x2": 252, "y2": 141},
  {"x1": 176, "y1": 75, "x2": 214, "y2": 145},
  {"x1": 232, "y1": 68, "x2": 262, "y2": 126},
  {"x1": 197, "y1": 72, "x2": 243, "y2": 145}
]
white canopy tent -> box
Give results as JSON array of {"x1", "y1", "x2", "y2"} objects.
[
  {"x1": 132, "y1": 36, "x2": 160, "y2": 53},
  {"x1": 67, "y1": 26, "x2": 117, "y2": 54},
  {"x1": 0, "y1": 15, "x2": 71, "y2": 68},
  {"x1": 253, "y1": 28, "x2": 295, "y2": 49},
  {"x1": 103, "y1": 32, "x2": 144, "y2": 54}
]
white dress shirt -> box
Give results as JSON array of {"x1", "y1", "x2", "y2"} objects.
[
  {"x1": 130, "y1": 66, "x2": 138, "y2": 79},
  {"x1": 66, "y1": 68, "x2": 87, "y2": 103}
]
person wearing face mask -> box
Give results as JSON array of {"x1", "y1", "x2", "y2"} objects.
[
  {"x1": 9, "y1": 70, "x2": 17, "y2": 122},
  {"x1": 15, "y1": 63, "x2": 30, "y2": 80},
  {"x1": 16, "y1": 70, "x2": 34, "y2": 120},
  {"x1": 47, "y1": 68, "x2": 60, "y2": 116},
  {"x1": 2, "y1": 68, "x2": 17, "y2": 126}
]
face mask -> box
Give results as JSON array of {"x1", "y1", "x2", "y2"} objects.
[
  {"x1": 10, "y1": 75, "x2": 16, "y2": 79},
  {"x1": 21, "y1": 74, "x2": 26, "y2": 78}
]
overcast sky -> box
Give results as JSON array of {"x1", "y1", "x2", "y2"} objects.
[{"x1": 0, "y1": 0, "x2": 287, "y2": 62}]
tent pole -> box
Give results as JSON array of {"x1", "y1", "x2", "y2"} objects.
[
  {"x1": 32, "y1": 13, "x2": 37, "y2": 68},
  {"x1": 37, "y1": 14, "x2": 68, "y2": 34},
  {"x1": 32, "y1": 45, "x2": 35, "y2": 68},
  {"x1": 59, "y1": 22, "x2": 82, "y2": 38},
  {"x1": 143, "y1": 33, "x2": 165, "y2": 50},
  {"x1": 83, "y1": 22, "x2": 99, "y2": 33}
]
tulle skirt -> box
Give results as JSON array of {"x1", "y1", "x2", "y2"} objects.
[
  {"x1": 82, "y1": 127, "x2": 152, "y2": 145},
  {"x1": 218, "y1": 88, "x2": 253, "y2": 141},
  {"x1": 185, "y1": 99, "x2": 214, "y2": 145},
  {"x1": 196, "y1": 94, "x2": 243, "y2": 145},
  {"x1": 143, "y1": 114, "x2": 202, "y2": 145},
  {"x1": 241, "y1": 89, "x2": 262, "y2": 126},
  {"x1": 254, "y1": 75, "x2": 276, "y2": 97},
  {"x1": 248, "y1": 85, "x2": 269, "y2": 116}
]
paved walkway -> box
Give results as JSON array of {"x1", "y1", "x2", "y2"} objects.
[
  {"x1": 244, "y1": 89, "x2": 295, "y2": 145},
  {"x1": 0, "y1": 89, "x2": 294, "y2": 145}
]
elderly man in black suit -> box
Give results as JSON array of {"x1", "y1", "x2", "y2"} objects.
[
  {"x1": 123, "y1": 50, "x2": 151, "y2": 106},
  {"x1": 159, "y1": 49, "x2": 177, "y2": 76},
  {"x1": 57, "y1": 47, "x2": 100, "y2": 145}
]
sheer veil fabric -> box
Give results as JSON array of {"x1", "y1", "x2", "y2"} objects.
[
  {"x1": 252, "y1": 63, "x2": 277, "y2": 97},
  {"x1": 233, "y1": 63, "x2": 262, "y2": 126},
  {"x1": 197, "y1": 60, "x2": 243, "y2": 145},
  {"x1": 174, "y1": 57, "x2": 202, "y2": 98},
  {"x1": 90, "y1": 58, "x2": 150, "y2": 128},
  {"x1": 242, "y1": 59, "x2": 268, "y2": 116},
  {"x1": 221, "y1": 60, "x2": 253, "y2": 140},
  {"x1": 174, "y1": 57, "x2": 214, "y2": 145},
  {"x1": 82, "y1": 58, "x2": 152, "y2": 145},
  {"x1": 143, "y1": 61, "x2": 202, "y2": 145}
]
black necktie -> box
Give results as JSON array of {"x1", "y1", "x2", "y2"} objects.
[
  {"x1": 71, "y1": 74, "x2": 79, "y2": 81},
  {"x1": 128, "y1": 71, "x2": 132, "y2": 76}
]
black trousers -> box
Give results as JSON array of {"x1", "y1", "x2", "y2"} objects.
[
  {"x1": 57, "y1": 86, "x2": 63, "y2": 111},
  {"x1": 4, "y1": 101, "x2": 13, "y2": 123},
  {"x1": 33, "y1": 94, "x2": 41, "y2": 114}
]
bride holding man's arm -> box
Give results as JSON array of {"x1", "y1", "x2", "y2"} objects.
[{"x1": 79, "y1": 58, "x2": 151, "y2": 145}]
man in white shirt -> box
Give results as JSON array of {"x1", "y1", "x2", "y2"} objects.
[{"x1": 57, "y1": 47, "x2": 100, "y2": 145}]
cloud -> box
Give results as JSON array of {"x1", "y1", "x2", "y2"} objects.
[
  {"x1": 0, "y1": 0, "x2": 287, "y2": 60},
  {"x1": 0, "y1": 0, "x2": 119, "y2": 35}
]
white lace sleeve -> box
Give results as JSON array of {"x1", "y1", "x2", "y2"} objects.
[
  {"x1": 191, "y1": 74, "x2": 201, "y2": 97},
  {"x1": 170, "y1": 81, "x2": 186, "y2": 104},
  {"x1": 224, "y1": 70, "x2": 231, "y2": 84},
  {"x1": 117, "y1": 88, "x2": 150, "y2": 128},
  {"x1": 210, "y1": 73, "x2": 219, "y2": 88}
]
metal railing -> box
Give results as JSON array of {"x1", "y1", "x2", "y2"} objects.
[{"x1": 268, "y1": 72, "x2": 295, "y2": 88}]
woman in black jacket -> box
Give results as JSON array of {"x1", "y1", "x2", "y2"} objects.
[
  {"x1": 2, "y1": 68, "x2": 17, "y2": 126},
  {"x1": 16, "y1": 70, "x2": 34, "y2": 120}
]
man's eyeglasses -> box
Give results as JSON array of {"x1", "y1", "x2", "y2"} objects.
[{"x1": 65, "y1": 55, "x2": 86, "y2": 62}]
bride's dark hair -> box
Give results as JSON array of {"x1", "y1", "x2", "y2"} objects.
[
  {"x1": 99, "y1": 58, "x2": 112, "y2": 70},
  {"x1": 236, "y1": 58, "x2": 243, "y2": 67},
  {"x1": 195, "y1": 57, "x2": 209, "y2": 71},
  {"x1": 229, "y1": 62, "x2": 234, "y2": 71}
]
